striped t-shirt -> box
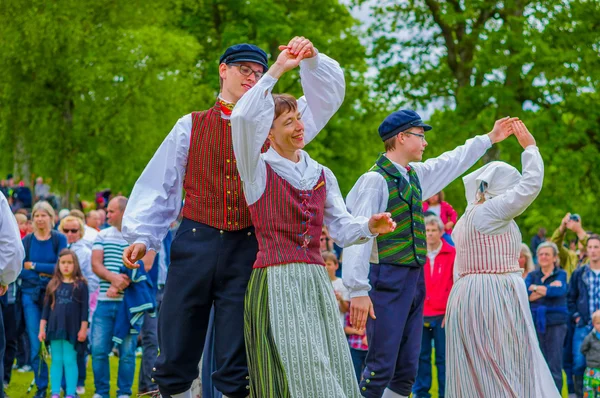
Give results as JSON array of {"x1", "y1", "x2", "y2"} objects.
[{"x1": 92, "y1": 227, "x2": 128, "y2": 301}]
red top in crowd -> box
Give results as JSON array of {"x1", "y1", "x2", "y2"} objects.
[{"x1": 423, "y1": 239, "x2": 456, "y2": 317}]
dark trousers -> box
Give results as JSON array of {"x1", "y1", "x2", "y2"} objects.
[
  {"x1": 16, "y1": 331, "x2": 30, "y2": 368},
  {"x1": 0, "y1": 301, "x2": 4, "y2": 398},
  {"x1": 1, "y1": 301, "x2": 18, "y2": 384},
  {"x1": 413, "y1": 316, "x2": 446, "y2": 398},
  {"x1": 153, "y1": 219, "x2": 256, "y2": 398},
  {"x1": 350, "y1": 347, "x2": 368, "y2": 382},
  {"x1": 360, "y1": 265, "x2": 426, "y2": 398},
  {"x1": 138, "y1": 287, "x2": 163, "y2": 393},
  {"x1": 537, "y1": 323, "x2": 568, "y2": 393},
  {"x1": 202, "y1": 306, "x2": 223, "y2": 398},
  {"x1": 564, "y1": 320, "x2": 575, "y2": 393}
]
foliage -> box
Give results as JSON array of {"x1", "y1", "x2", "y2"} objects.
[
  {"x1": 355, "y1": 0, "x2": 600, "y2": 238},
  {"x1": 0, "y1": 0, "x2": 386, "y2": 203}
]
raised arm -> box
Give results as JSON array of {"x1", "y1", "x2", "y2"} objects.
[
  {"x1": 476, "y1": 146, "x2": 543, "y2": 233},
  {"x1": 297, "y1": 52, "x2": 345, "y2": 144},
  {"x1": 0, "y1": 195, "x2": 24, "y2": 287},
  {"x1": 121, "y1": 115, "x2": 191, "y2": 252},
  {"x1": 231, "y1": 74, "x2": 278, "y2": 188},
  {"x1": 413, "y1": 117, "x2": 517, "y2": 200}
]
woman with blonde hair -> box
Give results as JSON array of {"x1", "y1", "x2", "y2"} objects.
[
  {"x1": 520, "y1": 243, "x2": 535, "y2": 278},
  {"x1": 21, "y1": 201, "x2": 67, "y2": 398}
]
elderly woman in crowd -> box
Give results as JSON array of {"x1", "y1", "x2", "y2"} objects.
[
  {"x1": 525, "y1": 241, "x2": 569, "y2": 392},
  {"x1": 20, "y1": 201, "x2": 67, "y2": 398},
  {"x1": 520, "y1": 243, "x2": 535, "y2": 279},
  {"x1": 445, "y1": 121, "x2": 560, "y2": 397}
]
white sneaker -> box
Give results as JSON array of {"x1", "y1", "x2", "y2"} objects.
[
  {"x1": 17, "y1": 365, "x2": 32, "y2": 373},
  {"x1": 117, "y1": 395, "x2": 130, "y2": 398},
  {"x1": 92, "y1": 394, "x2": 103, "y2": 398},
  {"x1": 76, "y1": 386, "x2": 85, "y2": 395}
]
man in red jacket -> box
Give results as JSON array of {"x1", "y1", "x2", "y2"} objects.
[{"x1": 412, "y1": 215, "x2": 455, "y2": 398}]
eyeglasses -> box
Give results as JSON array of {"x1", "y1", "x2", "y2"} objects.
[
  {"x1": 403, "y1": 131, "x2": 427, "y2": 141},
  {"x1": 63, "y1": 229, "x2": 79, "y2": 234},
  {"x1": 229, "y1": 63, "x2": 264, "y2": 80}
]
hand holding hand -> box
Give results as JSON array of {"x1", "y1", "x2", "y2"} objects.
[
  {"x1": 368, "y1": 212, "x2": 396, "y2": 235},
  {"x1": 350, "y1": 296, "x2": 376, "y2": 332},
  {"x1": 488, "y1": 117, "x2": 518, "y2": 144},
  {"x1": 278, "y1": 36, "x2": 316, "y2": 59},
  {"x1": 123, "y1": 243, "x2": 146, "y2": 269}
]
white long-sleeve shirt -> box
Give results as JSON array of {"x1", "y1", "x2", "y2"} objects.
[
  {"x1": 0, "y1": 194, "x2": 24, "y2": 286},
  {"x1": 471, "y1": 146, "x2": 544, "y2": 235},
  {"x1": 231, "y1": 53, "x2": 374, "y2": 247},
  {"x1": 343, "y1": 134, "x2": 493, "y2": 298},
  {"x1": 121, "y1": 53, "x2": 344, "y2": 251}
]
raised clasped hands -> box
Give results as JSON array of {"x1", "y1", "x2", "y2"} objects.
[
  {"x1": 488, "y1": 116, "x2": 519, "y2": 144},
  {"x1": 269, "y1": 36, "x2": 316, "y2": 78}
]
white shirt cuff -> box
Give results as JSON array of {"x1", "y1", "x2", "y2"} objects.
[
  {"x1": 300, "y1": 50, "x2": 320, "y2": 70},
  {"x1": 349, "y1": 289, "x2": 371, "y2": 299}
]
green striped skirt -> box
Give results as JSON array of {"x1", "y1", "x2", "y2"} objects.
[{"x1": 244, "y1": 262, "x2": 361, "y2": 398}]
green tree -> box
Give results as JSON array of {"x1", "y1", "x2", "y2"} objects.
[
  {"x1": 357, "y1": 0, "x2": 600, "y2": 238},
  {"x1": 0, "y1": 0, "x2": 201, "y2": 202}
]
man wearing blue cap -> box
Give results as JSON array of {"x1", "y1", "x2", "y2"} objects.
[
  {"x1": 120, "y1": 37, "x2": 343, "y2": 398},
  {"x1": 342, "y1": 110, "x2": 518, "y2": 398}
]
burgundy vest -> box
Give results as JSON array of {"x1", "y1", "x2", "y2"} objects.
[
  {"x1": 249, "y1": 164, "x2": 327, "y2": 268},
  {"x1": 182, "y1": 102, "x2": 254, "y2": 230}
]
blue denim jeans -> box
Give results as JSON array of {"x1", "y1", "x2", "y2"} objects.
[
  {"x1": 413, "y1": 316, "x2": 446, "y2": 398},
  {"x1": 91, "y1": 301, "x2": 137, "y2": 398},
  {"x1": 573, "y1": 324, "x2": 593, "y2": 376},
  {"x1": 22, "y1": 292, "x2": 49, "y2": 391}
]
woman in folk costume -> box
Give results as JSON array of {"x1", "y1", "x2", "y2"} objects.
[
  {"x1": 231, "y1": 41, "x2": 396, "y2": 398},
  {"x1": 445, "y1": 120, "x2": 560, "y2": 398}
]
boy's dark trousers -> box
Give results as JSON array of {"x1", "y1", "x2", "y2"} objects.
[
  {"x1": 153, "y1": 218, "x2": 257, "y2": 398},
  {"x1": 360, "y1": 264, "x2": 426, "y2": 398}
]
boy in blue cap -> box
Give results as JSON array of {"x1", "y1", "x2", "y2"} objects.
[
  {"x1": 343, "y1": 110, "x2": 518, "y2": 398},
  {"x1": 121, "y1": 36, "x2": 343, "y2": 398}
]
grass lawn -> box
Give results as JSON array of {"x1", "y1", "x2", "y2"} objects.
[
  {"x1": 5, "y1": 354, "x2": 571, "y2": 397},
  {"x1": 5, "y1": 357, "x2": 141, "y2": 397}
]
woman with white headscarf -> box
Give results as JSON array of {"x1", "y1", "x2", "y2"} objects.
[{"x1": 445, "y1": 121, "x2": 560, "y2": 397}]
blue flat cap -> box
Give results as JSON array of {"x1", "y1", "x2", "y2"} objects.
[
  {"x1": 219, "y1": 44, "x2": 269, "y2": 72},
  {"x1": 378, "y1": 109, "x2": 432, "y2": 141}
]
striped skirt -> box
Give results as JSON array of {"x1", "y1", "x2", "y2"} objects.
[
  {"x1": 445, "y1": 272, "x2": 560, "y2": 398},
  {"x1": 244, "y1": 262, "x2": 361, "y2": 398}
]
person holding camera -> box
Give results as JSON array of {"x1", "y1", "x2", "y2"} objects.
[{"x1": 552, "y1": 213, "x2": 589, "y2": 279}]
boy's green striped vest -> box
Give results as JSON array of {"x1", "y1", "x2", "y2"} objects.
[{"x1": 371, "y1": 154, "x2": 427, "y2": 267}]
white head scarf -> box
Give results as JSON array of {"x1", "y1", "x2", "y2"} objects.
[{"x1": 463, "y1": 161, "x2": 522, "y2": 204}]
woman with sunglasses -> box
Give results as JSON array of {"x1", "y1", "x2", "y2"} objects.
[{"x1": 232, "y1": 42, "x2": 396, "y2": 398}]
